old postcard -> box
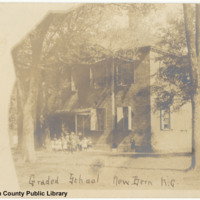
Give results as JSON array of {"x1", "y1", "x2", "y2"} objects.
[{"x1": 1, "y1": 2, "x2": 200, "y2": 198}]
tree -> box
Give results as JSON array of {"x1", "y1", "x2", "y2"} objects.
[
  {"x1": 154, "y1": 4, "x2": 200, "y2": 169},
  {"x1": 12, "y1": 14, "x2": 53, "y2": 162},
  {"x1": 183, "y1": 4, "x2": 200, "y2": 169},
  {"x1": 152, "y1": 14, "x2": 192, "y2": 113}
]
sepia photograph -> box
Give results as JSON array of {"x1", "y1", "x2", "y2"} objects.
[{"x1": 1, "y1": 2, "x2": 200, "y2": 197}]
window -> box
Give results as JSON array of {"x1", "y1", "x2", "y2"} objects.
[
  {"x1": 160, "y1": 107, "x2": 170, "y2": 130},
  {"x1": 117, "y1": 106, "x2": 132, "y2": 130},
  {"x1": 90, "y1": 108, "x2": 106, "y2": 131},
  {"x1": 71, "y1": 74, "x2": 77, "y2": 92},
  {"x1": 90, "y1": 65, "x2": 107, "y2": 89},
  {"x1": 89, "y1": 67, "x2": 96, "y2": 88},
  {"x1": 116, "y1": 61, "x2": 134, "y2": 86}
]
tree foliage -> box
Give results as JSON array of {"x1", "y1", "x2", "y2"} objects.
[
  {"x1": 152, "y1": 12, "x2": 195, "y2": 112},
  {"x1": 13, "y1": 4, "x2": 158, "y2": 118}
]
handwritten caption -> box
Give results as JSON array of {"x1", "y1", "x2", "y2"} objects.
[{"x1": 28, "y1": 173, "x2": 176, "y2": 188}]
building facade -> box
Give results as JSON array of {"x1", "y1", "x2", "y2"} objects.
[{"x1": 47, "y1": 46, "x2": 192, "y2": 153}]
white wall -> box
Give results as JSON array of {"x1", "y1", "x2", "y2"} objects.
[{"x1": 150, "y1": 50, "x2": 192, "y2": 153}]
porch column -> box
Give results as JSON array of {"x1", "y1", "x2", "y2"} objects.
[
  {"x1": 111, "y1": 58, "x2": 116, "y2": 129},
  {"x1": 75, "y1": 114, "x2": 78, "y2": 135}
]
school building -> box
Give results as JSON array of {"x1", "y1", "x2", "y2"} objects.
[{"x1": 48, "y1": 46, "x2": 192, "y2": 153}]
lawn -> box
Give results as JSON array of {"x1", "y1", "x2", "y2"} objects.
[{"x1": 11, "y1": 149, "x2": 200, "y2": 191}]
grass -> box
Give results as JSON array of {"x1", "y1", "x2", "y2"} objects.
[{"x1": 11, "y1": 149, "x2": 200, "y2": 190}]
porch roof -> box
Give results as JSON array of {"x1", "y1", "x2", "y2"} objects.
[{"x1": 55, "y1": 108, "x2": 91, "y2": 115}]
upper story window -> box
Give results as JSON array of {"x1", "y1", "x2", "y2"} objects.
[
  {"x1": 160, "y1": 107, "x2": 170, "y2": 130},
  {"x1": 90, "y1": 67, "x2": 97, "y2": 88},
  {"x1": 116, "y1": 61, "x2": 134, "y2": 86},
  {"x1": 90, "y1": 64, "x2": 108, "y2": 89},
  {"x1": 71, "y1": 73, "x2": 77, "y2": 92}
]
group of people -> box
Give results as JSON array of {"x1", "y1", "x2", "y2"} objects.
[{"x1": 51, "y1": 129, "x2": 92, "y2": 153}]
